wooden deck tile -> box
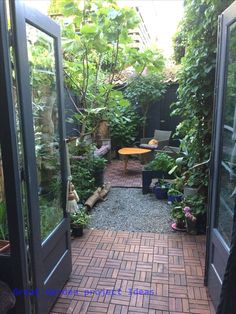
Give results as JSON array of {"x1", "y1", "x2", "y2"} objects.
[{"x1": 51, "y1": 230, "x2": 214, "y2": 314}]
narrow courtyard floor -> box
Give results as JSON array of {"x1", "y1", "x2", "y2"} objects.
[
  {"x1": 51, "y1": 229, "x2": 214, "y2": 314},
  {"x1": 88, "y1": 188, "x2": 173, "y2": 233},
  {"x1": 104, "y1": 159, "x2": 142, "y2": 188},
  {"x1": 51, "y1": 161, "x2": 214, "y2": 314}
]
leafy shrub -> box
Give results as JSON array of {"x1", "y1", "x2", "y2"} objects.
[
  {"x1": 145, "y1": 152, "x2": 175, "y2": 172},
  {"x1": 171, "y1": 202, "x2": 185, "y2": 221},
  {"x1": 108, "y1": 104, "x2": 139, "y2": 150},
  {"x1": 124, "y1": 73, "x2": 166, "y2": 137},
  {"x1": 184, "y1": 195, "x2": 206, "y2": 216},
  {"x1": 70, "y1": 208, "x2": 89, "y2": 227},
  {"x1": 93, "y1": 156, "x2": 107, "y2": 171},
  {"x1": 71, "y1": 158, "x2": 96, "y2": 203}
]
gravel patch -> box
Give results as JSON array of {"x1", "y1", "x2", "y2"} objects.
[{"x1": 88, "y1": 187, "x2": 173, "y2": 233}]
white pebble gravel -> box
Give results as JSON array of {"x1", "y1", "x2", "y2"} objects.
[{"x1": 88, "y1": 187, "x2": 173, "y2": 233}]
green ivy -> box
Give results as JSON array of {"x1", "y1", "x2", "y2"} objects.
[{"x1": 172, "y1": 0, "x2": 233, "y2": 197}]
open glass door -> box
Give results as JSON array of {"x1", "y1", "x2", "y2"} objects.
[
  {"x1": 207, "y1": 1, "x2": 236, "y2": 310},
  {"x1": 10, "y1": 1, "x2": 71, "y2": 313}
]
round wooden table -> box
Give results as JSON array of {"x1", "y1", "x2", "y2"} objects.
[{"x1": 118, "y1": 147, "x2": 151, "y2": 173}]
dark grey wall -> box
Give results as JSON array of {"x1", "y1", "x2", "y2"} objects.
[
  {"x1": 64, "y1": 84, "x2": 182, "y2": 145},
  {"x1": 145, "y1": 83, "x2": 181, "y2": 146}
]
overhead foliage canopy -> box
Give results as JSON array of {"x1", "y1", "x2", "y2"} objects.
[{"x1": 49, "y1": 0, "x2": 165, "y2": 140}]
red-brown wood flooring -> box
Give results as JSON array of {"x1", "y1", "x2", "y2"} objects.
[{"x1": 51, "y1": 229, "x2": 215, "y2": 314}]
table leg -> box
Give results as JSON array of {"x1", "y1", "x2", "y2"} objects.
[{"x1": 124, "y1": 156, "x2": 128, "y2": 173}]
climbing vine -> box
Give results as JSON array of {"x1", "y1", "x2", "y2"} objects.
[{"x1": 172, "y1": 0, "x2": 233, "y2": 195}]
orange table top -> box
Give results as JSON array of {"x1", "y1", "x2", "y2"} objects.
[{"x1": 118, "y1": 147, "x2": 151, "y2": 155}]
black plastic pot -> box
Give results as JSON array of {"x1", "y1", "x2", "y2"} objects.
[
  {"x1": 71, "y1": 224, "x2": 83, "y2": 237},
  {"x1": 142, "y1": 170, "x2": 174, "y2": 194},
  {"x1": 153, "y1": 186, "x2": 168, "y2": 199},
  {"x1": 167, "y1": 194, "x2": 183, "y2": 204}
]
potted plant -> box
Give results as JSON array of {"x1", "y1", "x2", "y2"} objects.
[
  {"x1": 183, "y1": 170, "x2": 202, "y2": 197},
  {"x1": 142, "y1": 152, "x2": 175, "y2": 194},
  {"x1": 153, "y1": 179, "x2": 170, "y2": 200},
  {"x1": 167, "y1": 188, "x2": 183, "y2": 204},
  {"x1": 183, "y1": 206, "x2": 197, "y2": 235},
  {"x1": 183, "y1": 195, "x2": 206, "y2": 234},
  {"x1": 0, "y1": 201, "x2": 10, "y2": 253},
  {"x1": 144, "y1": 152, "x2": 175, "y2": 173},
  {"x1": 171, "y1": 202, "x2": 186, "y2": 231},
  {"x1": 92, "y1": 156, "x2": 107, "y2": 187},
  {"x1": 70, "y1": 208, "x2": 89, "y2": 237}
]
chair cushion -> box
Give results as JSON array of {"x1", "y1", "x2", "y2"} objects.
[
  {"x1": 94, "y1": 144, "x2": 110, "y2": 156},
  {"x1": 148, "y1": 139, "x2": 158, "y2": 145},
  {"x1": 140, "y1": 143, "x2": 158, "y2": 149}
]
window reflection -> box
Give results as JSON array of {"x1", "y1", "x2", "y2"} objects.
[
  {"x1": 217, "y1": 22, "x2": 236, "y2": 246},
  {"x1": 26, "y1": 24, "x2": 63, "y2": 241},
  {"x1": 0, "y1": 147, "x2": 10, "y2": 254}
]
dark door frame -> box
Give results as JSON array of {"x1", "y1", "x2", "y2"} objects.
[
  {"x1": 205, "y1": 1, "x2": 236, "y2": 309},
  {"x1": 0, "y1": 1, "x2": 30, "y2": 313},
  {"x1": 9, "y1": 1, "x2": 71, "y2": 313}
]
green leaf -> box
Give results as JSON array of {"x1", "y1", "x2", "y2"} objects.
[{"x1": 80, "y1": 24, "x2": 97, "y2": 34}]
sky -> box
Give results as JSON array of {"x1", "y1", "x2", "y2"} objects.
[
  {"x1": 26, "y1": 0, "x2": 184, "y2": 58},
  {"x1": 118, "y1": 0, "x2": 184, "y2": 57}
]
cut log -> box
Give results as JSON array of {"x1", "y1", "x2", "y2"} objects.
[
  {"x1": 99, "y1": 184, "x2": 111, "y2": 199},
  {"x1": 85, "y1": 184, "x2": 111, "y2": 210},
  {"x1": 85, "y1": 187, "x2": 102, "y2": 209}
]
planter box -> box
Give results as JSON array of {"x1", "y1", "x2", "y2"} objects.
[
  {"x1": 184, "y1": 186, "x2": 199, "y2": 197},
  {"x1": 142, "y1": 170, "x2": 174, "y2": 194}
]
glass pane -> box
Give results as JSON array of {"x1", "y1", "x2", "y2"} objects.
[
  {"x1": 0, "y1": 146, "x2": 10, "y2": 254},
  {"x1": 26, "y1": 24, "x2": 63, "y2": 241},
  {"x1": 217, "y1": 22, "x2": 236, "y2": 246}
]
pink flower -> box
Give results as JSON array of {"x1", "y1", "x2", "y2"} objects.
[
  {"x1": 185, "y1": 211, "x2": 196, "y2": 222},
  {"x1": 183, "y1": 206, "x2": 190, "y2": 214}
]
